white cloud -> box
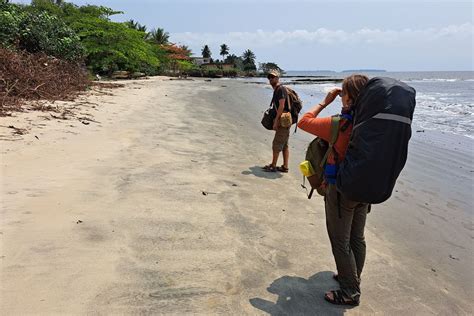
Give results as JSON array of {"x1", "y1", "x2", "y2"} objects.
[
  {"x1": 171, "y1": 23, "x2": 473, "y2": 48},
  {"x1": 171, "y1": 23, "x2": 473, "y2": 70}
]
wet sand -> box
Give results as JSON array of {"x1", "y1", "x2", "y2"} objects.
[{"x1": 1, "y1": 77, "x2": 472, "y2": 314}]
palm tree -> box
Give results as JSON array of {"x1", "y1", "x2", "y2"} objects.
[
  {"x1": 178, "y1": 45, "x2": 191, "y2": 57},
  {"x1": 137, "y1": 24, "x2": 147, "y2": 33},
  {"x1": 125, "y1": 19, "x2": 138, "y2": 29},
  {"x1": 242, "y1": 49, "x2": 256, "y2": 71},
  {"x1": 147, "y1": 28, "x2": 170, "y2": 45},
  {"x1": 225, "y1": 54, "x2": 242, "y2": 68},
  {"x1": 220, "y1": 44, "x2": 229, "y2": 63},
  {"x1": 125, "y1": 20, "x2": 148, "y2": 38},
  {"x1": 201, "y1": 45, "x2": 211, "y2": 58}
]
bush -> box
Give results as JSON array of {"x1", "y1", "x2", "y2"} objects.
[
  {"x1": 0, "y1": 2, "x2": 24, "y2": 48},
  {"x1": 0, "y1": 2, "x2": 84, "y2": 61},
  {"x1": 222, "y1": 69, "x2": 238, "y2": 77},
  {"x1": 18, "y1": 12, "x2": 85, "y2": 60},
  {"x1": 204, "y1": 69, "x2": 223, "y2": 78},
  {"x1": 70, "y1": 16, "x2": 159, "y2": 74}
]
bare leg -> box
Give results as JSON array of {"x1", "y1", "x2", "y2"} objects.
[
  {"x1": 271, "y1": 150, "x2": 280, "y2": 167},
  {"x1": 282, "y1": 147, "x2": 289, "y2": 169}
]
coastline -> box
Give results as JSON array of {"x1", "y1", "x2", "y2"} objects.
[{"x1": 1, "y1": 77, "x2": 472, "y2": 314}]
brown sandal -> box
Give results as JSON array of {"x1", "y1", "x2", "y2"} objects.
[
  {"x1": 262, "y1": 164, "x2": 277, "y2": 172},
  {"x1": 277, "y1": 165, "x2": 289, "y2": 173}
]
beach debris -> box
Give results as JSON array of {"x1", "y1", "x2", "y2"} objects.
[
  {"x1": 448, "y1": 254, "x2": 460, "y2": 261},
  {"x1": 111, "y1": 71, "x2": 130, "y2": 79},
  {"x1": 431, "y1": 268, "x2": 436, "y2": 272},
  {"x1": 232, "y1": 184, "x2": 238, "y2": 187},
  {"x1": 416, "y1": 130, "x2": 425, "y2": 133},
  {"x1": 131, "y1": 72, "x2": 146, "y2": 79},
  {"x1": 76, "y1": 220, "x2": 83, "y2": 224},
  {"x1": 50, "y1": 112, "x2": 69, "y2": 120},
  {"x1": 35, "y1": 135, "x2": 39, "y2": 140},
  {"x1": 282, "y1": 209, "x2": 286, "y2": 212},
  {"x1": 205, "y1": 79, "x2": 212, "y2": 82},
  {"x1": 201, "y1": 190, "x2": 217, "y2": 196},
  {"x1": 7, "y1": 125, "x2": 28, "y2": 135},
  {"x1": 0, "y1": 47, "x2": 90, "y2": 116},
  {"x1": 81, "y1": 121, "x2": 90, "y2": 125},
  {"x1": 78, "y1": 116, "x2": 99, "y2": 123}
]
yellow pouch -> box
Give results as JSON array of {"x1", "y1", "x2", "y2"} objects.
[{"x1": 299, "y1": 160, "x2": 315, "y2": 177}]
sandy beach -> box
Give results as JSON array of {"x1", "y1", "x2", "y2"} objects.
[{"x1": 1, "y1": 77, "x2": 472, "y2": 315}]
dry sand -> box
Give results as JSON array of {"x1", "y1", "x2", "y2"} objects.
[{"x1": 0, "y1": 77, "x2": 472, "y2": 315}]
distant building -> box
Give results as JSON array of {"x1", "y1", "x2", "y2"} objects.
[{"x1": 192, "y1": 57, "x2": 211, "y2": 66}]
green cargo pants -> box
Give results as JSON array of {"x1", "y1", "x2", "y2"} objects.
[{"x1": 325, "y1": 184, "x2": 369, "y2": 300}]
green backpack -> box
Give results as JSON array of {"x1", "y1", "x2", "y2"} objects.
[{"x1": 304, "y1": 115, "x2": 344, "y2": 198}]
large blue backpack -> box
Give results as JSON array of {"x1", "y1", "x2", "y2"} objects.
[{"x1": 336, "y1": 77, "x2": 416, "y2": 204}]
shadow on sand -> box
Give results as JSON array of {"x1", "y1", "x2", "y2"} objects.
[
  {"x1": 250, "y1": 271, "x2": 355, "y2": 315},
  {"x1": 242, "y1": 166, "x2": 283, "y2": 179}
]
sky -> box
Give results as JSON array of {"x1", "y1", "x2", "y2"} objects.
[{"x1": 13, "y1": 0, "x2": 474, "y2": 71}]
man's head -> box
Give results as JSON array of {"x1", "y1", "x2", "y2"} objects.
[{"x1": 267, "y1": 69, "x2": 280, "y2": 87}]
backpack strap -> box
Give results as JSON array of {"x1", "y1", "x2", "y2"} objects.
[
  {"x1": 283, "y1": 86, "x2": 299, "y2": 134},
  {"x1": 319, "y1": 116, "x2": 341, "y2": 168},
  {"x1": 282, "y1": 85, "x2": 291, "y2": 112}
]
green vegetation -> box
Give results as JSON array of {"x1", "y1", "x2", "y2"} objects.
[
  {"x1": 259, "y1": 62, "x2": 284, "y2": 75},
  {"x1": 201, "y1": 45, "x2": 211, "y2": 59},
  {"x1": 219, "y1": 44, "x2": 229, "y2": 62},
  {"x1": 0, "y1": 1, "x2": 84, "y2": 60},
  {"x1": 70, "y1": 16, "x2": 159, "y2": 74},
  {"x1": 242, "y1": 49, "x2": 257, "y2": 73},
  {"x1": 0, "y1": 0, "x2": 184, "y2": 76},
  {"x1": 147, "y1": 28, "x2": 170, "y2": 45},
  {"x1": 0, "y1": 0, "x2": 282, "y2": 78}
]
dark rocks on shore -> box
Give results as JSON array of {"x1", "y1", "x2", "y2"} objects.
[{"x1": 290, "y1": 78, "x2": 343, "y2": 84}]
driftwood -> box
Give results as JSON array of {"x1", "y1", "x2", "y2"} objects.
[{"x1": 0, "y1": 47, "x2": 90, "y2": 116}]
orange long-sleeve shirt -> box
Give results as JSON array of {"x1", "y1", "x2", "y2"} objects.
[{"x1": 297, "y1": 112, "x2": 352, "y2": 165}]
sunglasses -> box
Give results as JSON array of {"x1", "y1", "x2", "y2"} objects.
[{"x1": 267, "y1": 75, "x2": 276, "y2": 80}]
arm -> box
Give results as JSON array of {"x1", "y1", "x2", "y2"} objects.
[
  {"x1": 309, "y1": 87, "x2": 341, "y2": 116},
  {"x1": 297, "y1": 88, "x2": 341, "y2": 139},
  {"x1": 273, "y1": 97, "x2": 286, "y2": 130}
]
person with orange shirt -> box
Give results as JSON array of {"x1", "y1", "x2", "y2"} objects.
[{"x1": 297, "y1": 74, "x2": 369, "y2": 306}]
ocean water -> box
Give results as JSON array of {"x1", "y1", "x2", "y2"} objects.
[{"x1": 250, "y1": 71, "x2": 474, "y2": 138}]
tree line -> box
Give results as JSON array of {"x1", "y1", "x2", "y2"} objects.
[
  {"x1": 0, "y1": 0, "x2": 193, "y2": 76},
  {"x1": 0, "y1": 0, "x2": 283, "y2": 77},
  {"x1": 200, "y1": 44, "x2": 283, "y2": 76}
]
